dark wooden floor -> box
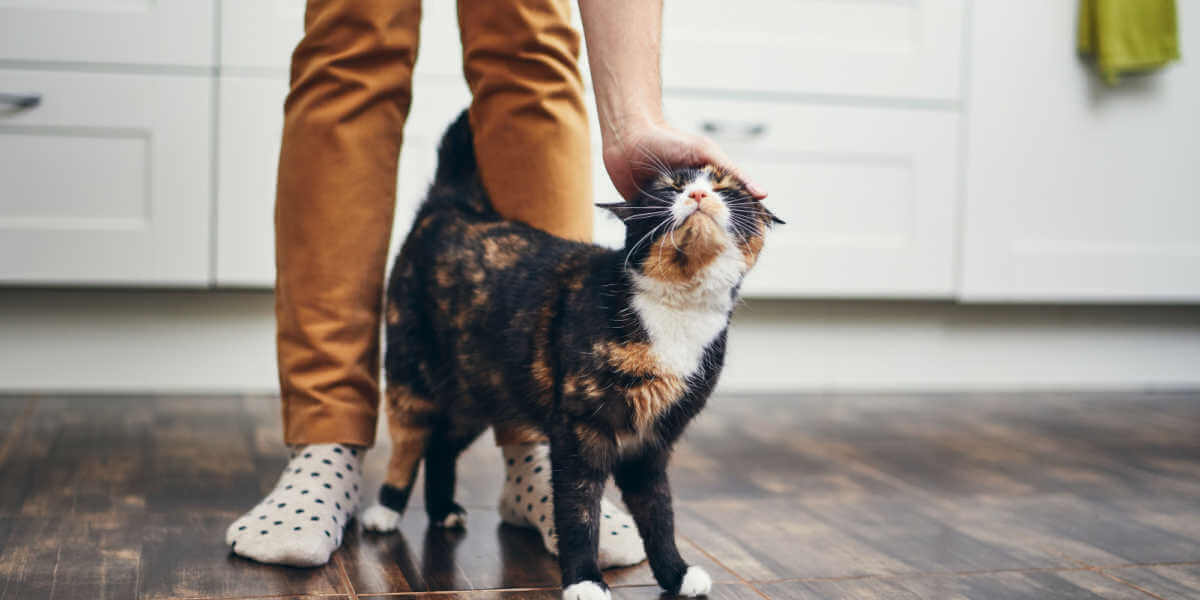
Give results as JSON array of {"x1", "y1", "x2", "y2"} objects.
[{"x1": 1, "y1": 392, "x2": 1199, "y2": 599}]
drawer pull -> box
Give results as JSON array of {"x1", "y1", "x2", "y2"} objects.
[
  {"x1": 0, "y1": 93, "x2": 42, "y2": 109},
  {"x1": 700, "y1": 120, "x2": 767, "y2": 141}
]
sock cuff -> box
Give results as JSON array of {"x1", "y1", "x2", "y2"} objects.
[{"x1": 501, "y1": 442, "x2": 549, "y2": 463}]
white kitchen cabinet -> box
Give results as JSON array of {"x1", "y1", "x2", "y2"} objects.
[
  {"x1": 960, "y1": 1, "x2": 1200, "y2": 302},
  {"x1": 219, "y1": 0, "x2": 467, "y2": 80},
  {"x1": 215, "y1": 76, "x2": 474, "y2": 286},
  {"x1": 0, "y1": 0, "x2": 215, "y2": 67},
  {"x1": 662, "y1": 0, "x2": 965, "y2": 101},
  {"x1": 0, "y1": 70, "x2": 212, "y2": 285},
  {"x1": 661, "y1": 96, "x2": 960, "y2": 298},
  {"x1": 214, "y1": 76, "x2": 286, "y2": 287}
]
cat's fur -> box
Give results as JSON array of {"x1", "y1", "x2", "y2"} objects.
[{"x1": 378, "y1": 111, "x2": 779, "y2": 597}]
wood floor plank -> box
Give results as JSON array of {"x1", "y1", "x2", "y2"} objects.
[
  {"x1": 761, "y1": 570, "x2": 1157, "y2": 600},
  {"x1": 352, "y1": 584, "x2": 763, "y2": 600},
  {"x1": 2, "y1": 391, "x2": 1199, "y2": 598},
  {"x1": 338, "y1": 506, "x2": 735, "y2": 594},
  {"x1": 1103, "y1": 564, "x2": 1200, "y2": 600}
]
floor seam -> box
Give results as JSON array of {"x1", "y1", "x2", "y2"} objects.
[
  {"x1": 164, "y1": 594, "x2": 350, "y2": 600},
  {"x1": 1094, "y1": 569, "x2": 1170, "y2": 600},
  {"x1": 746, "y1": 565, "x2": 1104, "y2": 584},
  {"x1": 334, "y1": 553, "x2": 360, "y2": 599},
  {"x1": 678, "y1": 532, "x2": 772, "y2": 600}
]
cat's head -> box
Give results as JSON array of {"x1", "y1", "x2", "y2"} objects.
[{"x1": 601, "y1": 165, "x2": 783, "y2": 285}]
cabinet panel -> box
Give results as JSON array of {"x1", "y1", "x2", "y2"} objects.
[
  {"x1": 960, "y1": 1, "x2": 1200, "y2": 302},
  {"x1": 217, "y1": 80, "x2": 959, "y2": 297},
  {"x1": 662, "y1": 96, "x2": 959, "y2": 298},
  {"x1": 662, "y1": 0, "x2": 965, "y2": 100},
  {"x1": 0, "y1": 70, "x2": 212, "y2": 285},
  {"x1": 219, "y1": 0, "x2": 465, "y2": 79},
  {"x1": 215, "y1": 77, "x2": 475, "y2": 286},
  {"x1": 0, "y1": 0, "x2": 214, "y2": 66}
]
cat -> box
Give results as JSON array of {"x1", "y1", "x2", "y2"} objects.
[{"x1": 373, "y1": 110, "x2": 780, "y2": 599}]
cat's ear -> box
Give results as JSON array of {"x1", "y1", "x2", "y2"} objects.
[
  {"x1": 764, "y1": 205, "x2": 786, "y2": 226},
  {"x1": 596, "y1": 202, "x2": 636, "y2": 222}
]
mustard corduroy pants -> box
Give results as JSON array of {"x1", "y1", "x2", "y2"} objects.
[{"x1": 275, "y1": 0, "x2": 593, "y2": 447}]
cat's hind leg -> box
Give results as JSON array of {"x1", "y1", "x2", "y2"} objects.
[
  {"x1": 424, "y1": 418, "x2": 486, "y2": 528},
  {"x1": 361, "y1": 384, "x2": 436, "y2": 533}
]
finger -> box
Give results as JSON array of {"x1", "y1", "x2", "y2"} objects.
[{"x1": 695, "y1": 138, "x2": 768, "y2": 199}]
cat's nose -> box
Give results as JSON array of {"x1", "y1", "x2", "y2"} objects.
[{"x1": 687, "y1": 189, "x2": 708, "y2": 202}]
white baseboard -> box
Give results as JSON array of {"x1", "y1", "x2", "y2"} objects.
[{"x1": 1, "y1": 290, "x2": 1199, "y2": 394}]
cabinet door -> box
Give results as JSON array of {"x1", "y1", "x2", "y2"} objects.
[
  {"x1": 214, "y1": 76, "x2": 287, "y2": 287},
  {"x1": 0, "y1": 1, "x2": 214, "y2": 66},
  {"x1": 662, "y1": 0, "x2": 965, "y2": 100},
  {"x1": 0, "y1": 70, "x2": 212, "y2": 286},
  {"x1": 215, "y1": 77, "x2": 474, "y2": 287},
  {"x1": 219, "y1": 0, "x2": 465, "y2": 79},
  {"x1": 960, "y1": 1, "x2": 1200, "y2": 302},
  {"x1": 662, "y1": 96, "x2": 960, "y2": 298}
]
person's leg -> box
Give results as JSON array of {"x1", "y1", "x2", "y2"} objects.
[
  {"x1": 227, "y1": 0, "x2": 421, "y2": 567},
  {"x1": 457, "y1": 0, "x2": 643, "y2": 569}
]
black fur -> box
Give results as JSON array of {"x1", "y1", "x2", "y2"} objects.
[{"x1": 382, "y1": 109, "x2": 776, "y2": 594}]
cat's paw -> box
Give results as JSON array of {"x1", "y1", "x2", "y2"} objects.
[
  {"x1": 361, "y1": 504, "x2": 402, "y2": 533},
  {"x1": 676, "y1": 566, "x2": 712, "y2": 597},
  {"x1": 429, "y1": 502, "x2": 468, "y2": 529},
  {"x1": 562, "y1": 580, "x2": 611, "y2": 600}
]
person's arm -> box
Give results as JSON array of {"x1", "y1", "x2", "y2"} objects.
[{"x1": 577, "y1": 0, "x2": 766, "y2": 201}]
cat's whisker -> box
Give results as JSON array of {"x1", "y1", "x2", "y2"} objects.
[{"x1": 623, "y1": 219, "x2": 671, "y2": 271}]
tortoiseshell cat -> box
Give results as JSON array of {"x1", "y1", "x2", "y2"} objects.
[{"x1": 373, "y1": 111, "x2": 780, "y2": 599}]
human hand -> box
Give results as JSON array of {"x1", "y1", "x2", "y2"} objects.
[{"x1": 601, "y1": 121, "x2": 768, "y2": 203}]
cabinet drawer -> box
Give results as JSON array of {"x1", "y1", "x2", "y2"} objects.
[
  {"x1": 659, "y1": 96, "x2": 960, "y2": 298},
  {"x1": 662, "y1": 0, "x2": 965, "y2": 100},
  {"x1": 0, "y1": 70, "x2": 212, "y2": 286},
  {"x1": 0, "y1": 1, "x2": 214, "y2": 67}
]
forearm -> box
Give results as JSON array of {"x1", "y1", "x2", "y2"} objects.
[{"x1": 577, "y1": 0, "x2": 666, "y2": 148}]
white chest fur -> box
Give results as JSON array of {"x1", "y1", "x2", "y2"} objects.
[{"x1": 630, "y1": 245, "x2": 745, "y2": 379}]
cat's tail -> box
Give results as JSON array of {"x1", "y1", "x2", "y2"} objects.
[
  {"x1": 422, "y1": 109, "x2": 494, "y2": 216},
  {"x1": 434, "y1": 109, "x2": 478, "y2": 186}
]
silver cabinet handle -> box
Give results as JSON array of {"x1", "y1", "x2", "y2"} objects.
[
  {"x1": 701, "y1": 120, "x2": 767, "y2": 140},
  {"x1": 0, "y1": 93, "x2": 42, "y2": 108}
]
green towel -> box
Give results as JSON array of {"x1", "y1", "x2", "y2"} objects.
[{"x1": 1078, "y1": 0, "x2": 1181, "y2": 84}]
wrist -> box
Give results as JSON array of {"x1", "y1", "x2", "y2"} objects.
[{"x1": 599, "y1": 107, "x2": 665, "y2": 149}]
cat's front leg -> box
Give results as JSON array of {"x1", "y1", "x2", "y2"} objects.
[
  {"x1": 549, "y1": 430, "x2": 610, "y2": 600},
  {"x1": 613, "y1": 450, "x2": 711, "y2": 597}
]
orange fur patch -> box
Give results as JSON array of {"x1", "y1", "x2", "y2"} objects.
[
  {"x1": 642, "y1": 215, "x2": 726, "y2": 283},
  {"x1": 384, "y1": 384, "x2": 435, "y2": 488},
  {"x1": 627, "y1": 375, "x2": 686, "y2": 432},
  {"x1": 592, "y1": 341, "x2": 687, "y2": 432},
  {"x1": 739, "y1": 228, "x2": 766, "y2": 268},
  {"x1": 481, "y1": 234, "x2": 529, "y2": 269},
  {"x1": 385, "y1": 300, "x2": 402, "y2": 325}
]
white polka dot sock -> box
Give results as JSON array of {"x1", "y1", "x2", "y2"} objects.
[
  {"x1": 226, "y1": 443, "x2": 364, "y2": 567},
  {"x1": 499, "y1": 443, "x2": 646, "y2": 569}
]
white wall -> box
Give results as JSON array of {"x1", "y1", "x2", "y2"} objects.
[{"x1": 2, "y1": 290, "x2": 1198, "y2": 394}]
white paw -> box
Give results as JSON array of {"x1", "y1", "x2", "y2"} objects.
[
  {"x1": 562, "y1": 580, "x2": 611, "y2": 600},
  {"x1": 437, "y1": 511, "x2": 467, "y2": 529},
  {"x1": 677, "y1": 566, "x2": 712, "y2": 597},
  {"x1": 360, "y1": 504, "x2": 401, "y2": 533}
]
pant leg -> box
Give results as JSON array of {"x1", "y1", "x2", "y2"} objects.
[
  {"x1": 276, "y1": 0, "x2": 421, "y2": 447},
  {"x1": 458, "y1": 0, "x2": 593, "y2": 446},
  {"x1": 457, "y1": 0, "x2": 594, "y2": 243}
]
